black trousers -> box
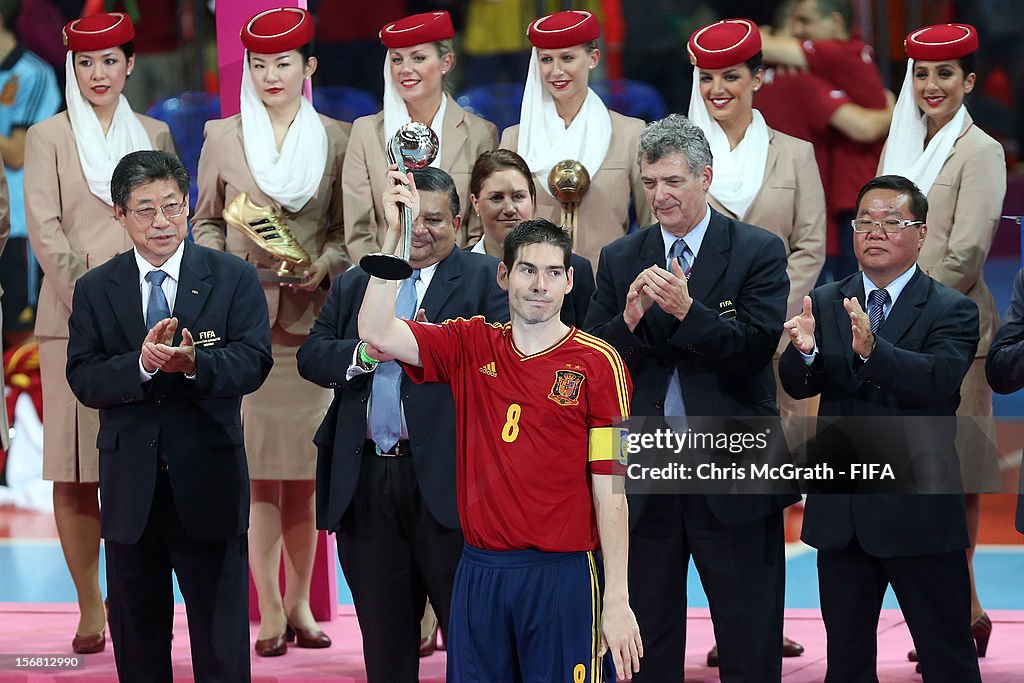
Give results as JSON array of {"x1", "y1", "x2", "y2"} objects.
[
  {"x1": 337, "y1": 452, "x2": 464, "y2": 683},
  {"x1": 105, "y1": 471, "x2": 249, "y2": 683},
  {"x1": 818, "y1": 539, "x2": 981, "y2": 683},
  {"x1": 629, "y1": 494, "x2": 785, "y2": 683}
]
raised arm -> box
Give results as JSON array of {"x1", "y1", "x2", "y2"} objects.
[{"x1": 357, "y1": 171, "x2": 422, "y2": 365}]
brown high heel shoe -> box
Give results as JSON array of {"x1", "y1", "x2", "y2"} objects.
[
  {"x1": 254, "y1": 632, "x2": 287, "y2": 657},
  {"x1": 285, "y1": 622, "x2": 331, "y2": 648},
  {"x1": 908, "y1": 611, "x2": 993, "y2": 666},
  {"x1": 72, "y1": 630, "x2": 106, "y2": 654}
]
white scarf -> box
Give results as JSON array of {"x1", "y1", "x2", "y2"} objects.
[
  {"x1": 381, "y1": 53, "x2": 445, "y2": 168},
  {"x1": 687, "y1": 66, "x2": 768, "y2": 219},
  {"x1": 518, "y1": 48, "x2": 612, "y2": 197},
  {"x1": 240, "y1": 53, "x2": 328, "y2": 213},
  {"x1": 64, "y1": 53, "x2": 152, "y2": 206},
  {"x1": 881, "y1": 58, "x2": 965, "y2": 197}
]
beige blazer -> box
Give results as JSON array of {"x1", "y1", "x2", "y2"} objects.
[
  {"x1": 191, "y1": 114, "x2": 351, "y2": 336},
  {"x1": 709, "y1": 127, "x2": 827, "y2": 352},
  {"x1": 499, "y1": 110, "x2": 652, "y2": 269},
  {"x1": 342, "y1": 95, "x2": 498, "y2": 263},
  {"x1": 25, "y1": 112, "x2": 174, "y2": 339},
  {"x1": 879, "y1": 112, "x2": 1005, "y2": 356}
]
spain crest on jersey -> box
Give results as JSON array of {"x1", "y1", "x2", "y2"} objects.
[{"x1": 548, "y1": 369, "x2": 585, "y2": 406}]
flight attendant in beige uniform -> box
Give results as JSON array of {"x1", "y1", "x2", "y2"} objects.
[
  {"x1": 499, "y1": 10, "x2": 652, "y2": 270},
  {"x1": 880, "y1": 23, "x2": 1004, "y2": 665},
  {"x1": 687, "y1": 18, "x2": 825, "y2": 667},
  {"x1": 342, "y1": 10, "x2": 497, "y2": 263},
  {"x1": 191, "y1": 7, "x2": 348, "y2": 657},
  {"x1": 25, "y1": 12, "x2": 173, "y2": 655}
]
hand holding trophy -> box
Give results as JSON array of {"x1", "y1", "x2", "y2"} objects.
[
  {"x1": 360, "y1": 122, "x2": 440, "y2": 280},
  {"x1": 548, "y1": 159, "x2": 591, "y2": 244},
  {"x1": 222, "y1": 192, "x2": 314, "y2": 285}
]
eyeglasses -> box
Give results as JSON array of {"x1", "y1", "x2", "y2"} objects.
[
  {"x1": 851, "y1": 218, "x2": 924, "y2": 234},
  {"x1": 126, "y1": 197, "x2": 187, "y2": 224}
]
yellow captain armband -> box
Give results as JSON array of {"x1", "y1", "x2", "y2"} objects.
[{"x1": 588, "y1": 426, "x2": 629, "y2": 465}]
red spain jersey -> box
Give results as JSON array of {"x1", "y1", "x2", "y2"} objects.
[{"x1": 402, "y1": 317, "x2": 632, "y2": 552}]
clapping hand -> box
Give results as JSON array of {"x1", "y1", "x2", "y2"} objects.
[{"x1": 784, "y1": 296, "x2": 816, "y2": 354}]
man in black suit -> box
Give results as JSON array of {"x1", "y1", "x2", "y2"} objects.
[
  {"x1": 297, "y1": 166, "x2": 508, "y2": 683},
  {"x1": 65, "y1": 150, "x2": 273, "y2": 682},
  {"x1": 986, "y1": 269, "x2": 1024, "y2": 534},
  {"x1": 779, "y1": 175, "x2": 982, "y2": 682},
  {"x1": 585, "y1": 113, "x2": 796, "y2": 682}
]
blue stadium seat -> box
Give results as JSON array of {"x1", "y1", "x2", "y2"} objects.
[
  {"x1": 312, "y1": 86, "x2": 381, "y2": 124},
  {"x1": 591, "y1": 79, "x2": 667, "y2": 122},
  {"x1": 455, "y1": 83, "x2": 525, "y2": 134},
  {"x1": 146, "y1": 92, "x2": 221, "y2": 210}
]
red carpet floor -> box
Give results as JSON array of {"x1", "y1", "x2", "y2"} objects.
[{"x1": 1, "y1": 604, "x2": 1022, "y2": 681}]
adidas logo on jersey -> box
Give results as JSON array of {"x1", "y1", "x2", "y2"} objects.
[{"x1": 479, "y1": 361, "x2": 497, "y2": 377}]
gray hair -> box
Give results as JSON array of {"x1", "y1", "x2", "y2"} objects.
[
  {"x1": 111, "y1": 150, "x2": 190, "y2": 210},
  {"x1": 411, "y1": 166, "x2": 460, "y2": 218},
  {"x1": 637, "y1": 114, "x2": 713, "y2": 176}
]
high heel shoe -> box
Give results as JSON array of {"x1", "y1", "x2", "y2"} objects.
[
  {"x1": 254, "y1": 632, "x2": 287, "y2": 657},
  {"x1": 285, "y1": 622, "x2": 331, "y2": 649},
  {"x1": 971, "y1": 611, "x2": 992, "y2": 658},
  {"x1": 72, "y1": 630, "x2": 106, "y2": 654},
  {"x1": 908, "y1": 611, "x2": 993, "y2": 665}
]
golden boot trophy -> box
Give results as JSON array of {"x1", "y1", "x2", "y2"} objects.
[
  {"x1": 223, "y1": 192, "x2": 312, "y2": 283},
  {"x1": 548, "y1": 160, "x2": 591, "y2": 244}
]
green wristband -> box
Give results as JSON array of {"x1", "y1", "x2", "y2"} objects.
[{"x1": 358, "y1": 342, "x2": 379, "y2": 367}]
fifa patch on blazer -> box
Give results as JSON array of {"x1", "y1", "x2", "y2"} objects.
[
  {"x1": 718, "y1": 300, "x2": 737, "y2": 320},
  {"x1": 194, "y1": 329, "x2": 222, "y2": 347}
]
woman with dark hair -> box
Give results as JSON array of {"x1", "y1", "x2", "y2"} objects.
[
  {"x1": 468, "y1": 148, "x2": 594, "y2": 326},
  {"x1": 685, "y1": 17, "x2": 826, "y2": 669},
  {"x1": 343, "y1": 10, "x2": 497, "y2": 264},
  {"x1": 499, "y1": 9, "x2": 651, "y2": 269},
  {"x1": 24, "y1": 11, "x2": 174, "y2": 655},
  {"x1": 880, "y1": 22, "x2": 1004, "y2": 665},
  {"x1": 192, "y1": 7, "x2": 349, "y2": 657}
]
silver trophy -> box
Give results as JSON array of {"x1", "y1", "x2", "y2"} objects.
[{"x1": 360, "y1": 122, "x2": 440, "y2": 280}]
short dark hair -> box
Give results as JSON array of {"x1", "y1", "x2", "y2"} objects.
[
  {"x1": 411, "y1": 167, "x2": 460, "y2": 218},
  {"x1": 817, "y1": 0, "x2": 853, "y2": 32},
  {"x1": 111, "y1": 150, "x2": 190, "y2": 210},
  {"x1": 502, "y1": 219, "x2": 571, "y2": 271},
  {"x1": 957, "y1": 52, "x2": 976, "y2": 78},
  {"x1": 745, "y1": 50, "x2": 765, "y2": 74},
  {"x1": 469, "y1": 149, "x2": 536, "y2": 203},
  {"x1": 855, "y1": 175, "x2": 929, "y2": 222}
]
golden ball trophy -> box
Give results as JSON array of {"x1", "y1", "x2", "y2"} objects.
[{"x1": 547, "y1": 159, "x2": 591, "y2": 244}]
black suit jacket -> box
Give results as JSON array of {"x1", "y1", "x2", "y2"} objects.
[
  {"x1": 780, "y1": 267, "x2": 979, "y2": 556},
  {"x1": 297, "y1": 248, "x2": 509, "y2": 532},
  {"x1": 986, "y1": 268, "x2": 1024, "y2": 534},
  {"x1": 66, "y1": 241, "x2": 273, "y2": 544},
  {"x1": 585, "y1": 210, "x2": 799, "y2": 526}
]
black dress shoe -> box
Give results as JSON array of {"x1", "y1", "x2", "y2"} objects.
[{"x1": 707, "y1": 636, "x2": 804, "y2": 667}]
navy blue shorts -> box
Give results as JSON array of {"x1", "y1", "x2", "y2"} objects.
[{"x1": 447, "y1": 544, "x2": 616, "y2": 683}]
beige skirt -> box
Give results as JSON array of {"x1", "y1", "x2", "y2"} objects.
[
  {"x1": 242, "y1": 338, "x2": 332, "y2": 480},
  {"x1": 956, "y1": 357, "x2": 1001, "y2": 494},
  {"x1": 40, "y1": 336, "x2": 100, "y2": 483}
]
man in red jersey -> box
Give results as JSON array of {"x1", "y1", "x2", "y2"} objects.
[
  {"x1": 759, "y1": 0, "x2": 892, "y2": 282},
  {"x1": 359, "y1": 171, "x2": 643, "y2": 683}
]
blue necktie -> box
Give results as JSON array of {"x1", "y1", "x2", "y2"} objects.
[
  {"x1": 868, "y1": 288, "x2": 890, "y2": 334},
  {"x1": 369, "y1": 270, "x2": 421, "y2": 453},
  {"x1": 145, "y1": 270, "x2": 171, "y2": 329},
  {"x1": 668, "y1": 238, "x2": 694, "y2": 278}
]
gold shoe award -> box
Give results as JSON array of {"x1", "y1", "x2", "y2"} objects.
[{"x1": 223, "y1": 192, "x2": 313, "y2": 284}]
